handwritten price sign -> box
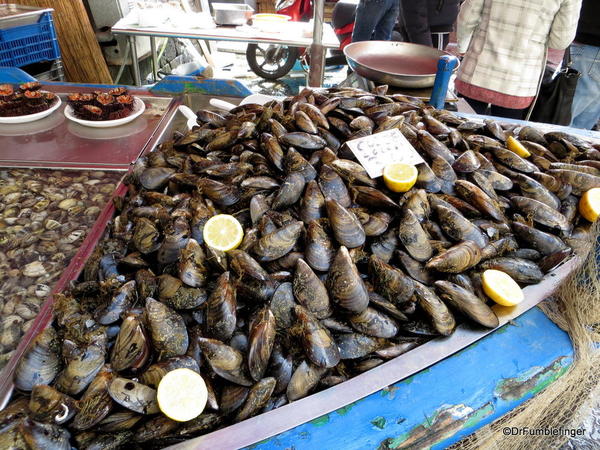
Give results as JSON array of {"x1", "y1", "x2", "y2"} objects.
[{"x1": 346, "y1": 129, "x2": 424, "y2": 178}]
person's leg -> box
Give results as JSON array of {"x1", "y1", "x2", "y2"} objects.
[
  {"x1": 373, "y1": 0, "x2": 399, "y2": 41},
  {"x1": 569, "y1": 43, "x2": 600, "y2": 130},
  {"x1": 351, "y1": 0, "x2": 387, "y2": 42},
  {"x1": 460, "y1": 95, "x2": 489, "y2": 115},
  {"x1": 490, "y1": 104, "x2": 526, "y2": 120},
  {"x1": 431, "y1": 33, "x2": 450, "y2": 50}
]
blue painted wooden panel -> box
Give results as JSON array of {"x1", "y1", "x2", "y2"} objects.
[
  {"x1": 150, "y1": 76, "x2": 252, "y2": 97},
  {"x1": 247, "y1": 307, "x2": 572, "y2": 450}
]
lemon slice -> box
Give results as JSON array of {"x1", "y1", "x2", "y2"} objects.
[
  {"x1": 203, "y1": 214, "x2": 243, "y2": 251},
  {"x1": 579, "y1": 188, "x2": 600, "y2": 223},
  {"x1": 382, "y1": 163, "x2": 418, "y2": 193},
  {"x1": 157, "y1": 368, "x2": 207, "y2": 422},
  {"x1": 482, "y1": 269, "x2": 524, "y2": 306},
  {"x1": 506, "y1": 136, "x2": 531, "y2": 158}
]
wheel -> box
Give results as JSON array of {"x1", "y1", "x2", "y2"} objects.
[{"x1": 246, "y1": 43, "x2": 299, "y2": 80}]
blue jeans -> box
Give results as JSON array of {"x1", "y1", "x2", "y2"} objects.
[
  {"x1": 351, "y1": 0, "x2": 400, "y2": 42},
  {"x1": 569, "y1": 42, "x2": 600, "y2": 130}
]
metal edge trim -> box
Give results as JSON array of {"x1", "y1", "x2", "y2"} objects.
[
  {"x1": 0, "y1": 178, "x2": 128, "y2": 409},
  {"x1": 169, "y1": 256, "x2": 582, "y2": 450}
]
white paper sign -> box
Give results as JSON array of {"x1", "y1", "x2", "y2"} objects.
[{"x1": 345, "y1": 128, "x2": 425, "y2": 178}]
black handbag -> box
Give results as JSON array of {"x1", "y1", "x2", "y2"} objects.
[{"x1": 528, "y1": 47, "x2": 580, "y2": 126}]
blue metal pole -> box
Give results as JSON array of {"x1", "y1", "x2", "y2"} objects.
[{"x1": 429, "y1": 55, "x2": 459, "y2": 109}]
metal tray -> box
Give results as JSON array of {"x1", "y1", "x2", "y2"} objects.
[
  {"x1": 212, "y1": 3, "x2": 254, "y2": 26},
  {"x1": 0, "y1": 96, "x2": 591, "y2": 448},
  {"x1": 0, "y1": 85, "x2": 179, "y2": 170},
  {"x1": 344, "y1": 41, "x2": 459, "y2": 89}
]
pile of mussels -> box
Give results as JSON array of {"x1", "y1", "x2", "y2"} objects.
[{"x1": 2, "y1": 86, "x2": 600, "y2": 449}]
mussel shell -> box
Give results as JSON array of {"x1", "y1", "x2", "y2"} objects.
[
  {"x1": 435, "y1": 204, "x2": 488, "y2": 248},
  {"x1": 293, "y1": 259, "x2": 332, "y2": 319},
  {"x1": 197, "y1": 337, "x2": 253, "y2": 386},
  {"x1": 132, "y1": 217, "x2": 161, "y2": 254},
  {"x1": 146, "y1": 298, "x2": 189, "y2": 359},
  {"x1": 271, "y1": 172, "x2": 306, "y2": 210},
  {"x1": 95, "y1": 280, "x2": 137, "y2": 325},
  {"x1": 139, "y1": 356, "x2": 200, "y2": 388},
  {"x1": 139, "y1": 167, "x2": 175, "y2": 190},
  {"x1": 110, "y1": 313, "x2": 150, "y2": 373},
  {"x1": 248, "y1": 307, "x2": 277, "y2": 381},
  {"x1": 413, "y1": 282, "x2": 456, "y2": 336},
  {"x1": 28, "y1": 385, "x2": 78, "y2": 424},
  {"x1": 479, "y1": 257, "x2": 544, "y2": 284},
  {"x1": 14, "y1": 327, "x2": 61, "y2": 391},
  {"x1": 327, "y1": 246, "x2": 369, "y2": 314},
  {"x1": 348, "y1": 307, "x2": 398, "y2": 338},
  {"x1": 370, "y1": 228, "x2": 398, "y2": 263},
  {"x1": 434, "y1": 281, "x2": 499, "y2": 328},
  {"x1": 287, "y1": 360, "x2": 326, "y2": 402},
  {"x1": 97, "y1": 411, "x2": 142, "y2": 432},
  {"x1": 72, "y1": 366, "x2": 114, "y2": 430},
  {"x1": 336, "y1": 333, "x2": 384, "y2": 359},
  {"x1": 134, "y1": 415, "x2": 180, "y2": 443},
  {"x1": 425, "y1": 240, "x2": 482, "y2": 273},
  {"x1": 235, "y1": 378, "x2": 277, "y2": 422},
  {"x1": 452, "y1": 150, "x2": 481, "y2": 173},
  {"x1": 19, "y1": 419, "x2": 71, "y2": 450},
  {"x1": 326, "y1": 198, "x2": 366, "y2": 248},
  {"x1": 206, "y1": 272, "x2": 237, "y2": 341},
  {"x1": 318, "y1": 164, "x2": 351, "y2": 207},
  {"x1": 395, "y1": 250, "x2": 435, "y2": 285},
  {"x1": 369, "y1": 255, "x2": 415, "y2": 304},
  {"x1": 295, "y1": 305, "x2": 340, "y2": 368},
  {"x1": 270, "y1": 282, "x2": 296, "y2": 329},
  {"x1": 108, "y1": 378, "x2": 159, "y2": 414},
  {"x1": 54, "y1": 343, "x2": 105, "y2": 396},
  {"x1": 511, "y1": 222, "x2": 568, "y2": 256},
  {"x1": 305, "y1": 219, "x2": 334, "y2": 272},
  {"x1": 254, "y1": 221, "x2": 303, "y2": 262},
  {"x1": 397, "y1": 208, "x2": 433, "y2": 262}
]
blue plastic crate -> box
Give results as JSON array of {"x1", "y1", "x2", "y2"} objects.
[{"x1": 0, "y1": 12, "x2": 60, "y2": 67}]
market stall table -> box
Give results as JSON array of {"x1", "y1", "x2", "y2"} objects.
[
  {"x1": 1, "y1": 75, "x2": 599, "y2": 448},
  {"x1": 111, "y1": 19, "x2": 340, "y2": 86}
]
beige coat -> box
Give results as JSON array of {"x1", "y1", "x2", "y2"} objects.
[{"x1": 457, "y1": 0, "x2": 581, "y2": 97}]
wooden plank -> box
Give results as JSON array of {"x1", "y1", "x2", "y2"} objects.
[{"x1": 0, "y1": 0, "x2": 112, "y2": 83}]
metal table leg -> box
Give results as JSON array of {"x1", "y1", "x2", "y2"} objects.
[
  {"x1": 150, "y1": 36, "x2": 158, "y2": 83},
  {"x1": 308, "y1": 0, "x2": 326, "y2": 87},
  {"x1": 129, "y1": 35, "x2": 142, "y2": 86}
]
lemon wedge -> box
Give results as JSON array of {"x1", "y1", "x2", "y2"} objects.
[
  {"x1": 579, "y1": 188, "x2": 600, "y2": 223},
  {"x1": 482, "y1": 269, "x2": 524, "y2": 306},
  {"x1": 203, "y1": 214, "x2": 244, "y2": 251},
  {"x1": 506, "y1": 136, "x2": 531, "y2": 158},
  {"x1": 157, "y1": 368, "x2": 208, "y2": 422},
  {"x1": 382, "y1": 163, "x2": 418, "y2": 193}
]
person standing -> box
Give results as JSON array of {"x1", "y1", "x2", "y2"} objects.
[
  {"x1": 455, "y1": 0, "x2": 581, "y2": 119},
  {"x1": 569, "y1": 0, "x2": 600, "y2": 129},
  {"x1": 351, "y1": 0, "x2": 400, "y2": 42},
  {"x1": 399, "y1": 0, "x2": 460, "y2": 50}
]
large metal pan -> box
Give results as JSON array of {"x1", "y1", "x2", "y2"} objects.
[{"x1": 344, "y1": 41, "x2": 459, "y2": 88}]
